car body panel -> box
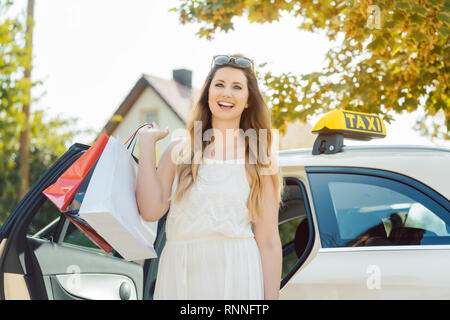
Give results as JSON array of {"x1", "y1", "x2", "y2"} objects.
[
  {"x1": 281, "y1": 247, "x2": 450, "y2": 299},
  {"x1": 279, "y1": 145, "x2": 450, "y2": 199}
]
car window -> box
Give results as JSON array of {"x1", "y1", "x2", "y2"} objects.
[
  {"x1": 27, "y1": 198, "x2": 118, "y2": 257},
  {"x1": 279, "y1": 216, "x2": 305, "y2": 279},
  {"x1": 278, "y1": 180, "x2": 311, "y2": 281},
  {"x1": 309, "y1": 173, "x2": 450, "y2": 248},
  {"x1": 61, "y1": 220, "x2": 117, "y2": 257},
  {"x1": 27, "y1": 199, "x2": 61, "y2": 239},
  {"x1": 60, "y1": 202, "x2": 120, "y2": 258}
]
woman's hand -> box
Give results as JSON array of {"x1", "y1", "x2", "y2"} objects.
[{"x1": 138, "y1": 121, "x2": 169, "y2": 148}]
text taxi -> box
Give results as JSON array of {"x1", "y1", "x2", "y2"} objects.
[
  {"x1": 278, "y1": 110, "x2": 450, "y2": 299},
  {"x1": 0, "y1": 110, "x2": 448, "y2": 300}
]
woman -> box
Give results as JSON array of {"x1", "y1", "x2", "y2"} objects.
[{"x1": 136, "y1": 54, "x2": 284, "y2": 300}]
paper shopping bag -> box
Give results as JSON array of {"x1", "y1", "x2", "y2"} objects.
[
  {"x1": 43, "y1": 133, "x2": 109, "y2": 212},
  {"x1": 78, "y1": 135, "x2": 158, "y2": 261},
  {"x1": 63, "y1": 158, "x2": 114, "y2": 254},
  {"x1": 64, "y1": 211, "x2": 114, "y2": 254}
]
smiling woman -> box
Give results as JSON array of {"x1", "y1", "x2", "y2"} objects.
[
  {"x1": 136, "y1": 53, "x2": 284, "y2": 300},
  {"x1": 208, "y1": 67, "x2": 249, "y2": 118}
]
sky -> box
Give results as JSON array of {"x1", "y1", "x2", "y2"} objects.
[{"x1": 8, "y1": 0, "x2": 450, "y2": 148}]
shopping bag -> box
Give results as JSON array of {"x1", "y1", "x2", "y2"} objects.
[
  {"x1": 63, "y1": 158, "x2": 114, "y2": 254},
  {"x1": 64, "y1": 211, "x2": 114, "y2": 254},
  {"x1": 43, "y1": 133, "x2": 110, "y2": 212},
  {"x1": 78, "y1": 132, "x2": 158, "y2": 261}
]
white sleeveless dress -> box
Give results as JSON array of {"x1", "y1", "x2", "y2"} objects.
[{"x1": 153, "y1": 157, "x2": 264, "y2": 300}]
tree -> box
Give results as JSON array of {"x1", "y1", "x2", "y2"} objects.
[
  {"x1": 172, "y1": 0, "x2": 449, "y2": 139},
  {"x1": 18, "y1": 0, "x2": 35, "y2": 200},
  {"x1": 0, "y1": 0, "x2": 92, "y2": 225}
]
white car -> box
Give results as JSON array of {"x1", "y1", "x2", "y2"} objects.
[
  {"x1": 1, "y1": 110, "x2": 448, "y2": 300},
  {"x1": 278, "y1": 110, "x2": 450, "y2": 299}
]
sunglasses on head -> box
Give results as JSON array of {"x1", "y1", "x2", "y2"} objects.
[{"x1": 211, "y1": 55, "x2": 254, "y2": 71}]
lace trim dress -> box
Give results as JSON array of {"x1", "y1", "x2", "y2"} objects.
[{"x1": 153, "y1": 157, "x2": 264, "y2": 300}]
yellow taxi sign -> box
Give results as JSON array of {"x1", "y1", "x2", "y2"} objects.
[{"x1": 312, "y1": 109, "x2": 386, "y2": 141}]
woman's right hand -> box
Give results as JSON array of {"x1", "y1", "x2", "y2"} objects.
[{"x1": 138, "y1": 121, "x2": 170, "y2": 147}]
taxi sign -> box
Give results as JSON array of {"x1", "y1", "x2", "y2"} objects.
[
  {"x1": 312, "y1": 110, "x2": 386, "y2": 155},
  {"x1": 312, "y1": 110, "x2": 386, "y2": 139}
]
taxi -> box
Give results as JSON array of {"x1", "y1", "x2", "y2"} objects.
[
  {"x1": 0, "y1": 110, "x2": 449, "y2": 300},
  {"x1": 278, "y1": 110, "x2": 450, "y2": 299}
]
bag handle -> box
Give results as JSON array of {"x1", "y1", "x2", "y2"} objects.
[{"x1": 124, "y1": 122, "x2": 155, "y2": 156}]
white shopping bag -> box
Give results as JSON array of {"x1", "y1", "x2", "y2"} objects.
[{"x1": 79, "y1": 135, "x2": 158, "y2": 261}]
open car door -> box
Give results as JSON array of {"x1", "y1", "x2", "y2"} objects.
[{"x1": 0, "y1": 142, "x2": 145, "y2": 300}]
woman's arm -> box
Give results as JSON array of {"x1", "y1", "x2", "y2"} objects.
[
  {"x1": 136, "y1": 127, "x2": 177, "y2": 222},
  {"x1": 253, "y1": 174, "x2": 282, "y2": 300}
]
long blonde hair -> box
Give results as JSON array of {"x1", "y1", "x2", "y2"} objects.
[{"x1": 170, "y1": 55, "x2": 284, "y2": 223}]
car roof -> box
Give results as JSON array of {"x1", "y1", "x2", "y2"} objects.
[{"x1": 278, "y1": 144, "x2": 450, "y2": 200}]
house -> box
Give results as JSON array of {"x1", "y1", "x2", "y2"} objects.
[{"x1": 101, "y1": 69, "x2": 316, "y2": 164}]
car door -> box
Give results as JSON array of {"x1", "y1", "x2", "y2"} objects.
[
  {"x1": 277, "y1": 177, "x2": 315, "y2": 289},
  {"x1": 288, "y1": 166, "x2": 450, "y2": 299},
  {"x1": 0, "y1": 142, "x2": 145, "y2": 300}
]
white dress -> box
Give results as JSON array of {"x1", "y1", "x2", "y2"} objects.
[{"x1": 153, "y1": 157, "x2": 264, "y2": 300}]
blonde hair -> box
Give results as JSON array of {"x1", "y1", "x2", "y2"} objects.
[{"x1": 170, "y1": 54, "x2": 284, "y2": 223}]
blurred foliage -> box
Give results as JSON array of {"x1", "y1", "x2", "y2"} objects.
[
  {"x1": 26, "y1": 200, "x2": 59, "y2": 236},
  {"x1": 0, "y1": 0, "x2": 93, "y2": 226},
  {"x1": 278, "y1": 217, "x2": 302, "y2": 278},
  {"x1": 172, "y1": 0, "x2": 449, "y2": 139}
]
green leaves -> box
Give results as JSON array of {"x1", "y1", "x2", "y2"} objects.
[
  {"x1": 0, "y1": 0, "x2": 92, "y2": 224},
  {"x1": 411, "y1": 4, "x2": 427, "y2": 15},
  {"x1": 367, "y1": 36, "x2": 386, "y2": 51},
  {"x1": 437, "y1": 13, "x2": 450, "y2": 25},
  {"x1": 173, "y1": 0, "x2": 449, "y2": 141},
  {"x1": 409, "y1": 30, "x2": 428, "y2": 43},
  {"x1": 396, "y1": 2, "x2": 410, "y2": 10},
  {"x1": 438, "y1": 26, "x2": 450, "y2": 36},
  {"x1": 410, "y1": 13, "x2": 425, "y2": 26}
]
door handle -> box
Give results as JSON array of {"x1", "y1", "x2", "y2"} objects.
[
  {"x1": 119, "y1": 281, "x2": 131, "y2": 300},
  {"x1": 55, "y1": 273, "x2": 137, "y2": 299}
]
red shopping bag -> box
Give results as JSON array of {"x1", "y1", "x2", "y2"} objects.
[
  {"x1": 43, "y1": 133, "x2": 110, "y2": 212},
  {"x1": 64, "y1": 212, "x2": 113, "y2": 254}
]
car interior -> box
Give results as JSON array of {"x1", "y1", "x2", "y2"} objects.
[{"x1": 344, "y1": 209, "x2": 448, "y2": 247}]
